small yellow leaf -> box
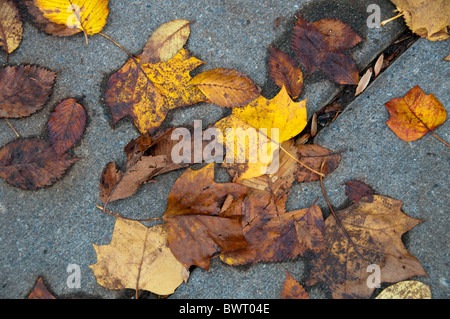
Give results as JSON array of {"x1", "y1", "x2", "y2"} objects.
[
  {"x1": 376, "y1": 281, "x2": 432, "y2": 299},
  {"x1": 33, "y1": 0, "x2": 109, "y2": 36},
  {"x1": 90, "y1": 219, "x2": 188, "y2": 296}
]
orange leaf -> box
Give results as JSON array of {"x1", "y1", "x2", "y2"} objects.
[
  {"x1": 268, "y1": 45, "x2": 303, "y2": 99},
  {"x1": 28, "y1": 277, "x2": 56, "y2": 299},
  {"x1": 188, "y1": 68, "x2": 261, "y2": 108},
  {"x1": 385, "y1": 85, "x2": 448, "y2": 145},
  {"x1": 281, "y1": 270, "x2": 310, "y2": 299},
  {"x1": 47, "y1": 98, "x2": 87, "y2": 156}
]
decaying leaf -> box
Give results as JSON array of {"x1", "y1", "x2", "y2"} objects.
[
  {"x1": 344, "y1": 180, "x2": 374, "y2": 203},
  {"x1": 188, "y1": 68, "x2": 261, "y2": 108},
  {"x1": 25, "y1": 0, "x2": 80, "y2": 36},
  {"x1": 163, "y1": 163, "x2": 249, "y2": 270},
  {"x1": 292, "y1": 14, "x2": 361, "y2": 84},
  {"x1": 90, "y1": 219, "x2": 189, "y2": 296},
  {"x1": 268, "y1": 45, "x2": 303, "y2": 99},
  {"x1": 390, "y1": 0, "x2": 450, "y2": 41},
  {"x1": 220, "y1": 191, "x2": 325, "y2": 265},
  {"x1": 33, "y1": 0, "x2": 109, "y2": 41},
  {"x1": 281, "y1": 270, "x2": 310, "y2": 299},
  {"x1": 0, "y1": 138, "x2": 78, "y2": 189},
  {"x1": 28, "y1": 277, "x2": 56, "y2": 299},
  {"x1": 140, "y1": 19, "x2": 191, "y2": 64},
  {"x1": 375, "y1": 280, "x2": 432, "y2": 299},
  {"x1": 384, "y1": 85, "x2": 447, "y2": 144},
  {"x1": 106, "y1": 49, "x2": 207, "y2": 134},
  {"x1": 312, "y1": 18, "x2": 363, "y2": 52},
  {"x1": 307, "y1": 195, "x2": 427, "y2": 299},
  {"x1": 47, "y1": 98, "x2": 87, "y2": 156},
  {"x1": 0, "y1": 0, "x2": 23, "y2": 60},
  {"x1": 0, "y1": 65, "x2": 56, "y2": 119},
  {"x1": 295, "y1": 144, "x2": 341, "y2": 182}
]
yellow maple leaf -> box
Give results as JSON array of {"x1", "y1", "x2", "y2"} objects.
[
  {"x1": 215, "y1": 86, "x2": 308, "y2": 180},
  {"x1": 90, "y1": 219, "x2": 189, "y2": 296}
]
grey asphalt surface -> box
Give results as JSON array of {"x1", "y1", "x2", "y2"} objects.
[{"x1": 1, "y1": 0, "x2": 447, "y2": 299}]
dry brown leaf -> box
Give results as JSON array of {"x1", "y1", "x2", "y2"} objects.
[
  {"x1": 0, "y1": 0, "x2": 23, "y2": 60},
  {"x1": 0, "y1": 138, "x2": 78, "y2": 189},
  {"x1": 355, "y1": 67, "x2": 372, "y2": 96},
  {"x1": 268, "y1": 45, "x2": 303, "y2": 99},
  {"x1": 47, "y1": 98, "x2": 87, "y2": 156},
  {"x1": 28, "y1": 277, "x2": 56, "y2": 299},
  {"x1": 163, "y1": 163, "x2": 249, "y2": 270},
  {"x1": 281, "y1": 270, "x2": 310, "y2": 299},
  {"x1": 220, "y1": 191, "x2": 325, "y2": 265},
  {"x1": 344, "y1": 180, "x2": 374, "y2": 203},
  {"x1": 374, "y1": 53, "x2": 384, "y2": 77},
  {"x1": 90, "y1": 219, "x2": 189, "y2": 296},
  {"x1": 312, "y1": 18, "x2": 363, "y2": 51},
  {"x1": 295, "y1": 144, "x2": 341, "y2": 182},
  {"x1": 0, "y1": 65, "x2": 56, "y2": 119},
  {"x1": 307, "y1": 195, "x2": 426, "y2": 299},
  {"x1": 188, "y1": 68, "x2": 261, "y2": 108}
]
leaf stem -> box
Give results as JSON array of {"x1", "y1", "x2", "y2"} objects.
[
  {"x1": 380, "y1": 12, "x2": 403, "y2": 26},
  {"x1": 279, "y1": 144, "x2": 325, "y2": 177},
  {"x1": 430, "y1": 132, "x2": 450, "y2": 147},
  {"x1": 319, "y1": 163, "x2": 363, "y2": 259},
  {"x1": 5, "y1": 119, "x2": 20, "y2": 137},
  {"x1": 95, "y1": 205, "x2": 163, "y2": 222}
]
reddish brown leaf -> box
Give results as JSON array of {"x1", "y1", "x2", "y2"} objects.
[
  {"x1": 0, "y1": 138, "x2": 77, "y2": 189},
  {"x1": 281, "y1": 270, "x2": 310, "y2": 299},
  {"x1": 312, "y1": 18, "x2": 363, "y2": 51},
  {"x1": 319, "y1": 51, "x2": 359, "y2": 85},
  {"x1": 220, "y1": 191, "x2": 325, "y2": 265},
  {"x1": 291, "y1": 14, "x2": 361, "y2": 84},
  {"x1": 0, "y1": 65, "x2": 56, "y2": 118},
  {"x1": 292, "y1": 13, "x2": 328, "y2": 74},
  {"x1": 47, "y1": 98, "x2": 87, "y2": 156},
  {"x1": 28, "y1": 277, "x2": 56, "y2": 299},
  {"x1": 345, "y1": 180, "x2": 374, "y2": 203},
  {"x1": 295, "y1": 144, "x2": 342, "y2": 182},
  {"x1": 163, "y1": 163, "x2": 249, "y2": 270},
  {"x1": 268, "y1": 45, "x2": 304, "y2": 99}
]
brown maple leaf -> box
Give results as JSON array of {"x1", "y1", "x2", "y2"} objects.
[
  {"x1": 28, "y1": 277, "x2": 56, "y2": 299},
  {"x1": 162, "y1": 163, "x2": 249, "y2": 270},
  {"x1": 306, "y1": 195, "x2": 426, "y2": 299},
  {"x1": 281, "y1": 270, "x2": 310, "y2": 299},
  {"x1": 220, "y1": 190, "x2": 325, "y2": 265}
]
